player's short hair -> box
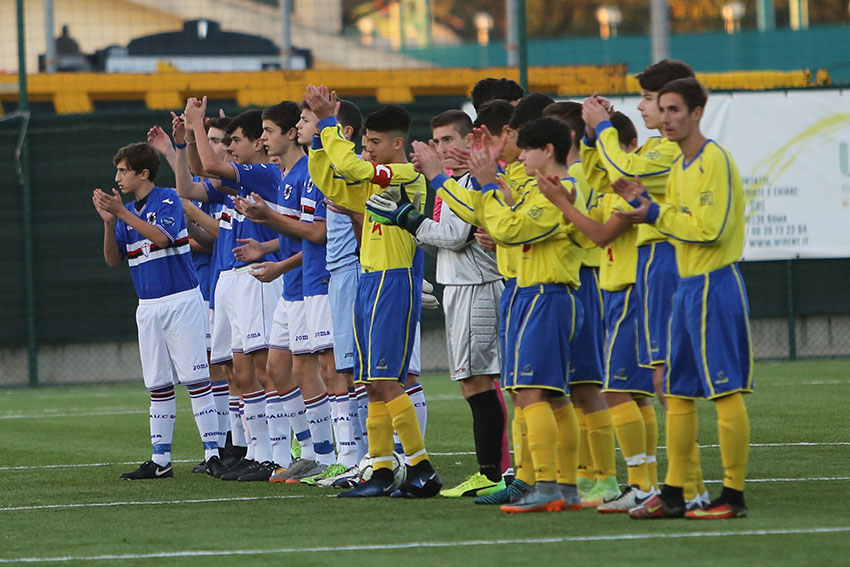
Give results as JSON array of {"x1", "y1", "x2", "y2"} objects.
[
  {"x1": 113, "y1": 142, "x2": 160, "y2": 181},
  {"x1": 208, "y1": 116, "x2": 233, "y2": 145},
  {"x1": 227, "y1": 109, "x2": 264, "y2": 140},
  {"x1": 516, "y1": 117, "x2": 571, "y2": 165},
  {"x1": 610, "y1": 112, "x2": 638, "y2": 149},
  {"x1": 659, "y1": 77, "x2": 709, "y2": 112},
  {"x1": 635, "y1": 59, "x2": 696, "y2": 92},
  {"x1": 473, "y1": 100, "x2": 514, "y2": 133},
  {"x1": 430, "y1": 109, "x2": 473, "y2": 137},
  {"x1": 542, "y1": 101, "x2": 584, "y2": 139},
  {"x1": 262, "y1": 101, "x2": 301, "y2": 133},
  {"x1": 470, "y1": 77, "x2": 525, "y2": 112},
  {"x1": 337, "y1": 99, "x2": 364, "y2": 140},
  {"x1": 364, "y1": 104, "x2": 411, "y2": 140},
  {"x1": 509, "y1": 92, "x2": 556, "y2": 130}
]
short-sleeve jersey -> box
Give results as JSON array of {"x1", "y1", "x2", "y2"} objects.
[
  {"x1": 289, "y1": 155, "x2": 330, "y2": 297},
  {"x1": 276, "y1": 161, "x2": 305, "y2": 302},
  {"x1": 220, "y1": 162, "x2": 283, "y2": 267},
  {"x1": 190, "y1": 196, "x2": 220, "y2": 302},
  {"x1": 114, "y1": 186, "x2": 198, "y2": 300},
  {"x1": 205, "y1": 185, "x2": 237, "y2": 274}
]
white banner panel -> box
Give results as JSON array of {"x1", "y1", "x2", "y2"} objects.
[{"x1": 606, "y1": 90, "x2": 850, "y2": 261}]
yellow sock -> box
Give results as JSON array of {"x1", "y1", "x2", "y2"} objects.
[
  {"x1": 513, "y1": 406, "x2": 536, "y2": 485},
  {"x1": 585, "y1": 408, "x2": 616, "y2": 479},
  {"x1": 553, "y1": 403, "x2": 579, "y2": 485},
  {"x1": 696, "y1": 450, "x2": 706, "y2": 494},
  {"x1": 684, "y1": 439, "x2": 704, "y2": 500},
  {"x1": 575, "y1": 407, "x2": 594, "y2": 481},
  {"x1": 366, "y1": 401, "x2": 394, "y2": 471},
  {"x1": 716, "y1": 393, "x2": 750, "y2": 491},
  {"x1": 640, "y1": 404, "x2": 659, "y2": 489},
  {"x1": 524, "y1": 401, "x2": 558, "y2": 483},
  {"x1": 664, "y1": 397, "x2": 697, "y2": 488},
  {"x1": 386, "y1": 394, "x2": 428, "y2": 466},
  {"x1": 610, "y1": 401, "x2": 650, "y2": 491}
]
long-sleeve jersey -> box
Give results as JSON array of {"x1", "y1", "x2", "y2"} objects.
[
  {"x1": 587, "y1": 194, "x2": 640, "y2": 292},
  {"x1": 413, "y1": 172, "x2": 501, "y2": 285},
  {"x1": 568, "y1": 161, "x2": 601, "y2": 269},
  {"x1": 316, "y1": 116, "x2": 425, "y2": 272},
  {"x1": 645, "y1": 140, "x2": 745, "y2": 278},
  {"x1": 582, "y1": 120, "x2": 681, "y2": 247}
]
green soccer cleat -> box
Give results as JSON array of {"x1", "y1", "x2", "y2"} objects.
[
  {"x1": 581, "y1": 476, "x2": 621, "y2": 508},
  {"x1": 474, "y1": 479, "x2": 532, "y2": 505},
  {"x1": 577, "y1": 477, "x2": 596, "y2": 500},
  {"x1": 302, "y1": 463, "x2": 347, "y2": 486},
  {"x1": 290, "y1": 437, "x2": 302, "y2": 461},
  {"x1": 440, "y1": 472, "x2": 504, "y2": 498}
]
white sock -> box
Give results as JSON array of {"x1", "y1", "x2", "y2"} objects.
[
  {"x1": 149, "y1": 386, "x2": 176, "y2": 466},
  {"x1": 211, "y1": 379, "x2": 230, "y2": 450},
  {"x1": 335, "y1": 393, "x2": 358, "y2": 468},
  {"x1": 407, "y1": 383, "x2": 427, "y2": 438},
  {"x1": 280, "y1": 387, "x2": 316, "y2": 461},
  {"x1": 304, "y1": 392, "x2": 335, "y2": 466},
  {"x1": 229, "y1": 396, "x2": 247, "y2": 447},
  {"x1": 356, "y1": 386, "x2": 369, "y2": 445},
  {"x1": 243, "y1": 390, "x2": 273, "y2": 463},
  {"x1": 348, "y1": 388, "x2": 367, "y2": 463},
  {"x1": 265, "y1": 391, "x2": 291, "y2": 468},
  {"x1": 187, "y1": 381, "x2": 220, "y2": 461}
]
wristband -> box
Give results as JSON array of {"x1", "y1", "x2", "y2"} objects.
[{"x1": 174, "y1": 142, "x2": 187, "y2": 149}]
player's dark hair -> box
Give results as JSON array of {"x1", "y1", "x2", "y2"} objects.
[
  {"x1": 516, "y1": 117, "x2": 571, "y2": 165},
  {"x1": 262, "y1": 101, "x2": 301, "y2": 133},
  {"x1": 364, "y1": 104, "x2": 411, "y2": 140},
  {"x1": 509, "y1": 92, "x2": 556, "y2": 130},
  {"x1": 470, "y1": 77, "x2": 525, "y2": 112},
  {"x1": 113, "y1": 142, "x2": 160, "y2": 182},
  {"x1": 635, "y1": 59, "x2": 696, "y2": 92},
  {"x1": 610, "y1": 112, "x2": 638, "y2": 149},
  {"x1": 542, "y1": 101, "x2": 584, "y2": 139},
  {"x1": 337, "y1": 99, "x2": 364, "y2": 141},
  {"x1": 227, "y1": 109, "x2": 264, "y2": 140},
  {"x1": 430, "y1": 109, "x2": 473, "y2": 137},
  {"x1": 208, "y1": 116, "x2": 233, "y2": 145},
  {"x1": 659, "y1": 77, "x2": 708, "y2": 112},
  {"x1": 473, "y1": 99, "x2": 514, "y2": 133}
]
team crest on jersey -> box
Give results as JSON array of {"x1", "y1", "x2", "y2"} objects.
[
  {"x1": 527, "y1": 206, "x2": 544, "y2": 220},
  {"x1": 305, "y1": 180, "x2": 314, "y2": 194},
  {"x1": 161, "y1": 216, "x2": 176, "y2": 228},
  {"x1": 141, "y1": 242, "x2": 151, "y2": 257},
  {"x1": 145, "y1": 211, "x2": 157, "y2": 224},
  {"x1": 643, "y1": 149, "x2": 662, "y2": 161},
  {"x1": 699, "y1": 191, "x2": 714, "y2": 206},
  {"x1": 283, "y1": 184, "x2": 293, "y2": 200}
]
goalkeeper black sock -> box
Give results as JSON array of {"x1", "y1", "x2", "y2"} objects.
[
  {"x1": 468, "y1": 390, "x2": 505, "y2": 483},
  {"x1": 660, "y1": 484, "x2": 686, "y2": 508},
  {"x1": 719, "y1": 486, "x2": 746, "y2": 508}
]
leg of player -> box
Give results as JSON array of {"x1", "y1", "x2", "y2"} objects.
[
  {"x1": 220, "y1": 352, "x2": 266, "y2": 480},
  {"x1": 570, "y1": 384, "x2": 618, "y2": 506},
  {"x1": 549, "y1": 394, "x2": 582, "y2": 510},
  {"x1": 121, "y1": 384, "x2": 177, "y2": 480},
  {"x1": 265, "y1": 347, "x2": 295, "y2": 473},
  {"x1": 637, "y1": 396, "x2": 659, "y2": 490},
  {"x1": 285, "y1": 352, "x2": 334, "y2": 483},
  {"x1": 476, "y1": 389, "x2": 533, "y2": 505}
]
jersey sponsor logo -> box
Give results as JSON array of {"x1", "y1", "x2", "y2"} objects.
[
  {"x1": 375, "y1": 358, "x2": 388, "y2": 370},
  {"x1": 714, "y1": 370, "x2": 729, "y2": 385},
  {"x1": 192, "y1": 363, "x2": 209, "y2": 371},
  {"x1": 522, "y1": 243, "x2": 532, "y2": 253},
  {"x1": 295, "y1": 334, "x2": 309, "y2": 342},
  {"x1": 162, "y1": 198, "x2": 174, "y2": 205},
  {"x1": 371, "y1": 165, "x2": 393, "y2": 188},
  {"x1": 161, "y1": 216, "x2": 176, "y2": 228},
  {"x1": 315, "y1": 330, "x2": 331, "y2": 337},
  {"x1": 520, "y1": 364, "x2": 533, "y2": 376},
  {"x1": 370, "y1": 222, "x2": 383, "y2": 236},
  {"x1": 246, "y1": 332, "x2": 262, "y2": 339},
  {"x1": 527, "y1": 206, "x2": 544, "y2": 220},
  {"x1": 613, "y1": 367, "x2": 628, "y2": 381}
]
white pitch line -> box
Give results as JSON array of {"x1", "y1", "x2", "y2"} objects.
[
  {"x1": 0, "y1": 494, "x2": 309, "y2": 512},
  {"x1": 1, "y1": 526, "x2": 848, "y2": 563},
  {"x1": 0, "y1": 409, "x2": 146, "y2": 420}
]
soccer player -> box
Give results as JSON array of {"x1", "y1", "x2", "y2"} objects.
[
  {"x1": 185, "y1": 100, "x2": 283, "y2": 481},
  {"x1": 470, "y1": 77, "x2": 524, "y2": 112},
  {"x1": 375, "y1": 109, "x2": 507, "y2": 498},
  {"x1": 616, "y1": 78, "x2": 753, "y2": 520},
  {"x1": 92, "y1": 142, "x2": 224, "y2": 479},
  {"x1": 304, "y1": 85, "x2": 442, "y2": 498}
]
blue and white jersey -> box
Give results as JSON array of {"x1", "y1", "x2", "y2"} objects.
[
  {"x1": 326, "y1": 210, "x2": 358, "y2": 272},
  {"x1": 276, "y1": 158, "x2": 305, "y2": 302},
  {"x1": 220, "y1": 162, "x2": 283, "y2": 268},
  {"x1": 114, "y1": 186, "x2": 198, "y2": 300},
  {"x1": 298, "y1": 158, "x2": 331, "y2": 298},
  {"x1": 190, "y1": 196, "x2": 221, "y2": 302},
  {"x1": 205, "y1": 184, "x2": 237, "y2": 284}
]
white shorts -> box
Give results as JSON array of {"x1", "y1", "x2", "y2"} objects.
[
  {"x1": 210, "y1": 270, "x2": 237, "y2": 364},
  {"x1": 136, "y1": 287, "x2": 209, "y2": 390},
  {"x1": 231, "y1": 269, "x2": 282, "y2": 354},
  {"x1": 409, "y1": 322, "x2": 421, "y2": 376},
  {"x1": 204, "y1": 300, "x2": 212, "y2": 352},
  {"x1": 270, "y1": 297, "x2": 311, "y2": 355},
  {"x1": 328, "y1": 263, "x2": 359, "y2": 372},
  {"x1": 305, "y1": 294, "x2": 334, "y2": 353},
  {"x1": 443, "y1": 281, "x2": 503, "y2": 381}
]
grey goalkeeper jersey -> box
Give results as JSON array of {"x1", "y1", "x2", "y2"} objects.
[{"x1": 414, "y1": 172, "x2": 501, "y2": 286}]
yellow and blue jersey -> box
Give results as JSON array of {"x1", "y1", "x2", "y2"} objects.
[
  {"x1": 568, "y1": 161, "x2": 602, "y2": 269},
  {"x1": 645, "y1": 140, "x2": 745, "y2": 278},
  {"x1": 316, "y1": 116, "x2": 425, "y2": 272},
  {"x1": 587, "y1": 193, "x2": 640, "y2": 292}
]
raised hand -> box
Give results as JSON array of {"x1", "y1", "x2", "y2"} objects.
[
  {"x1": 92, "y1": 187, "x2": 125, "y2": 216},
  {"x1": 147, "y1": 126, "x2": 173, "y2": 156},
  {"x1": 171, "y1": 111, "x2": 186, "y2": 143},
  {"x1": 537, "y1": 171, "x2": 576, "y2": 207},
  {"x1": 304, "y1": 84, "x2": 339, "y2": 121},
  {"x1": 410, "y1": 140, "x2": 444, "y2": 179},
  {"x1": 233, "y1": 192, "x2": 272, "y2": 222},
  {"x1": 92, "y1": 188, "x2": 117, "y2": 222},
  {"x1": 468, "y1": 146, "x2": 498, "y2": 186},
  {"x1": 582, "y1": 96, "x2": 611, "y2": 130},
  {"x1": 612, "y1": 176, "x2": 652, "y2": 224},
  {"x1": 473, "y1": 125, "x2": 507, "y2": 161}
]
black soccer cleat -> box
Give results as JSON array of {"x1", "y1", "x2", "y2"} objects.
[
  {"x1": 192, "y1": 460, "x2": 208, "y2": 474},
  {"x1": 398, "y1": 461, "x2": 442, "y2": 498},
  {"x1": 337, "y1": 469, "x2": 395, "y2": 498},
  {"x1": 220, "y1": 458, "x2": 255, "y2": 481},
  {"x1": 238, "y1": 461, "x2": 278, "y2": 482},
  {"x1": 205, "y1": 456, "x2": 228, "y2": 478},
  {"x1": 120, "y1": 460, "x2": 173, "y2": 480}
]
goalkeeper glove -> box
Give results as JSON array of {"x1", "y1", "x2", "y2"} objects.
[{"x1": 365, "y1": 185, "x2": 425, "y2": 234}]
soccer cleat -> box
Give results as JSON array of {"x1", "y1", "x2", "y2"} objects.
[
  {"x1": 302, "y1": 463, "x2": 347, "y2": 486},
  {"x1": 577, "y1": 477, "x2": 596, "y2": 501},
  {"x1": 558, "y1": 484, "x2": 583, "y2": 510},
  {"x1": 597, "y1": 485, "x2": 655, "y2": 514},
  {"x1": 219, "y1": 458, "x2": 256, "y2": 481},
  {"x1": 686, "y1": 499, "x2": 747, "y2": 520},
  {"x1": 318, "y1": 465, "x2": 359, "y2": 487},
  {"x1": 192, "y1": 460, "x2": 207, "y2": 474},
  {"x1": 285, "y1": 460, "x2": 327, "y2": 484},
  {"x1": 221, "y1": 446, "x2": 247, "y2": 469},
  {"x1": 474, "y1": 479, "x2": 532, "y2": 505},
  {"x1": 397, "y1": 461, "x2": 442, "y2": 498},
  {"x1": 270, "y1": 458, "x2": 313, "y2": 482},
  {"x1": 581, "y1": 476, "x2": 621, "y2": 508},
  {"x1": 205, "y1": 456, "x2": 228, "y2": 478},
  {"x1": 440, "y1": 472, "x2": 503, "y2": 498},
  {"x1": 686, "y1": 490, "x2": 711, "y2": 512},
  {"x1": 120, "y1": 460, "x2": 173, "y2": 480},
  {"x1": 338, "y1": 470, "x2": 395, "y2": 498},
  {"x1": 290, "y1": 437, "x2": 302, "y2": 461},
  {"x1": 501, "y1": 483, "x2": 566, "y2": 514},
  {"x1": 329, "y1": 466, "x2": 361, "y2": 489},
  {"x1": 269, "y1": 466, "x2": 289, "y2": 483},
  {"x1": 238, "y1": 461, "x2": 278, "y2": 482},
  {"x1": 628, "y1": 493, "x2": 686, "y2": 519}
]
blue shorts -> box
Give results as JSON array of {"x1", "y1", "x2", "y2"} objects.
[
  {"x1": 499, "y1": 278, "x2": 518, "y2": 387},
  {"x1": 569, "y1": 266, "x2": 604, "y2": 386},
  {"x1": 328, "y1": 262, "x2": 360, "y2": 373},
  {"x1": 666, "y1": 264, "x2": 754, "y2": 399},
  {"x1": 602, "y1": 287, "x2": 654, "y2": 396},
  {"x1": 505, "y1": 283, "x2": 583, "y2": 394},
  {"x1": 353, "y1": 267, "x2": 421, "y2": 384},
  {"x1": 636, "y1": 241, "x2": 679, "y2": 367}
]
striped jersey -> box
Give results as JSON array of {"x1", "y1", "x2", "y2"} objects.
[{"x1": 276, "y1": 160, "x2": 305, "y2": 302}]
